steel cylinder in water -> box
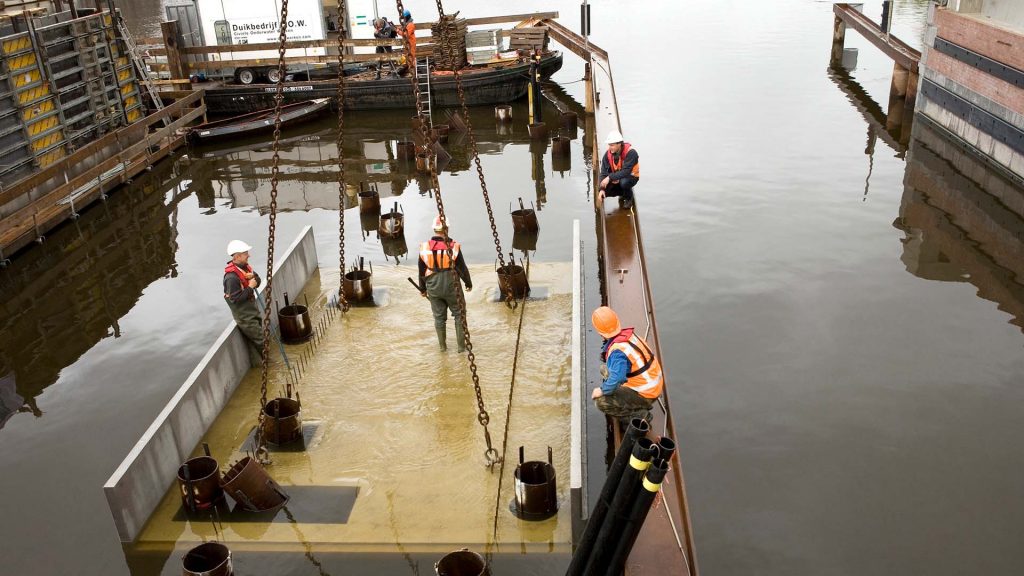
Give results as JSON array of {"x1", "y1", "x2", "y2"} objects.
[
  {"x1": 379, "y1": 203, "x2": 404, "y2": 239},
  {"x1": 415, "y1": 152, "x2": 435, "y2": 174},
  {"x1": 435, "y1": 548, "x2": 489, "y2": 576},
  {"x1": 177, "y1": 456, "x2": 223, "y2": 511},
  {"x1": 261, "y1": 397, "x2": 303, "y2": 446},
  {"x1": 497, "y1": 263, "x2": 529, "y2": 300},
  {"x1": 512, "y1": 229, "x2": 538, "y2": 252},
  {"x1": 561, "y1": 110, "x2": 578, "y2": 134},
  {"x1": 182, "y1": 542, "x2": 233, "y2": 576},
  {"x1": 397, "y1": 140, "x2": 417, "y2": 161},
  {"x1": 551, "y1": 136, "x2": 570, "y2": 157},
  {"x1": 510, "y1": 446, "x2": 559, "y2": 520},
  {"x1": 510, "y1": 200, "x2": 539, "y2": 233},
  {"x1": 494, "y1": 104, "x2": 512, "y2": 122},
  {"x1": 382, "y1": 235, "x2": 408, "y2": 259},
  {"x1": 343, "y1": 258, "x2": 373, "y2": 302},
  {"x1": 277, "y1": 293, "x2": 312, "y2": 344},
  {"x1": 528, "y1": 121, "x2": 547, "y2": 140},
  {"x1": 221, "y1": 456, "x2": 289, "y2": 512},
  {"x1": 432, "y1": 124, "x2": 449, "y2": 144},
  {"x1": 358, "y1": 189, "x2": 380, "y2": 214}
]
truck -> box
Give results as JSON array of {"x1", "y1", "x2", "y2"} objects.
[{"x1": 168, "y1": 0, "x2": 330, "y2": 84}]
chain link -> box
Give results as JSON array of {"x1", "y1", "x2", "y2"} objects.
[
  {"x1": 335, "y1": 0, "x2": 351, "y2": 312},
  {"x1": 395, "y1": 0, "x2": 499, "y2": 467}
]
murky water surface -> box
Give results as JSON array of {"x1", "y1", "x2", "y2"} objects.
[{"x1": 2, "y1": 1, "x2": 1024, "y2": 574}]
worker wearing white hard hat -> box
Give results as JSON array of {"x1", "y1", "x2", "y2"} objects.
[
  {"x1": 223, "y1": 240, "x2": 264, "y2": 349},
  {"x1": 418, "y1": 214, "x2": 473, "y2": 352},
  {"x1": 598, "y1": 129, "x2": 640, "y2": 210}
]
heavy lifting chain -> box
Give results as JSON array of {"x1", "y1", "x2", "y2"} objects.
[
  {"x1": 334, "y1": 0, "x2": 350, "y2": 312},
  {"x1": 256, "y1": 0, "x2": 291, "y2": 461},
  {"x1": 395, "y1": 0, "x2": 499, "y2": 468}
]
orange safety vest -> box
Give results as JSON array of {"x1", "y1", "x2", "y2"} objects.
[
  {"x1": 607, "y1": 329, "x2": 663, "y2": 399},
  {"x1": 224, "y1": 262, "x2": 254, "y2": 300},
  {"x1": 403, "y1": 22, "x2": 417, "y2": 59},
  {"x1": 606, "y1": 142, "x2": 640, "y2": 178},
  {"x1": 420, "y1": 238, "x2": 460, "y2": 276}
]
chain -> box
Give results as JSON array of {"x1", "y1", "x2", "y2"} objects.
[
  {"x1": 395, "y1": 0, "x2": 499, "y2": 467},
  {"x1": 256, "y1": 0, "x2": 290, "y2": 461},
  {"x1": 335, "y1": 0, "x2": 350, "y2": 312}
]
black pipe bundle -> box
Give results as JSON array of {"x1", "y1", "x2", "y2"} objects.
[
  {"x1": 565, "y1": 418, "x2": 649, "y2": 576},
  {"x1": 581, "y1": 437, "x2": 659, "y2": 575},
  {"x1": 602, "y1": 458, "x2": 670, "y2": 576}
]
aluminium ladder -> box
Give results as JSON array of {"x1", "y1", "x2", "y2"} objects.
[
  {"x1": 116, "y1": 18, "x2": 165, "y2": 119},
  {"x1": 416, "y1": 56, "x2": 432, "y2": 127}
]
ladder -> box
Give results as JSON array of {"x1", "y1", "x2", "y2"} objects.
[
  {"x1": 116, "y1": 18, "x2": 165, "y2": 116},
  {"x1": 416, "y1": 56, "x2": 432, "y2": 127}
]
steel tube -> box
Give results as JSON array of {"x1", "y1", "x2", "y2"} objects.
[{"x1": 601, "y1": 458, "x2": 671, "y2": 576}]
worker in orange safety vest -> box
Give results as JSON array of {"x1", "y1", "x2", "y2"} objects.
[
  {"x1": 590, "y1": 306, "x2": 663, "y2": 420},
  {"x1": 597, "y1": 130, "x2": 640, "y2": 210},
  {"x1": 418, "y1": 215, "x2": 473, "y2": 352}
]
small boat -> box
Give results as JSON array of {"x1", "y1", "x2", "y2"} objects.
[{"x1": 187, "y1": 98, "x2": 331, "y2": 144}]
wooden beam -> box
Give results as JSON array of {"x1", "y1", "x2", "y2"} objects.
[
  {"x1": 161, "y1": 20, "x2": 189, "y2": 79},
  {"x1": 833, "y1": 3, "x2": 919, "y2": 73}
]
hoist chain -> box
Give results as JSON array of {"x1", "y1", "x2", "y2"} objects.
[
  {"x1": 334, "y1": 0, "x2": 350, "y2": 312},
  {"x1": 256, "y1": 0, "x2": 291, "y2": 461},
  {"x1": 395, "y1": 0, "x2": 499, "y2": 467}
]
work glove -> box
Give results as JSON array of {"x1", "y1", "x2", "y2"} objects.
[{"x1": 599, "y1": 364, "x2": 609, "y2": 379}]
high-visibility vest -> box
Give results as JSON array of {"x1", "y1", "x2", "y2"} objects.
[
  {"x1": 606, "y1": 142, "x2": 640, "y2": 178},
  {"x1": 608, "y1": 330, "x2": 663, "y2": 399},
  {"x1": 420, "y1": 239, "x2": 461, "y2": 276},
  {"x1": 404, "y1": 22, "x2": 417, "y2": 58},
  {"x1": 224, "y1": 262, "x2": 254, "y2": 300}
]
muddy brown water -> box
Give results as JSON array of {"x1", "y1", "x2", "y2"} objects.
[{"x1": 2, "y1": 0, "x2": 1024, "y2": 574}]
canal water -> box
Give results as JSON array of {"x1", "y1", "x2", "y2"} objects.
[{"x1": 2, "y1": 0, "x2": 1023, "y2": 574}]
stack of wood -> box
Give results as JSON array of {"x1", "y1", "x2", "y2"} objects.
[{"x1": 430, "y1": 14, "x2": 467, "y2": 70}]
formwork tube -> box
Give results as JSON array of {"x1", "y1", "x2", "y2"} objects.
[
  {"x1": 601, "y1": 459, "x2": 670, "y2": 576},
  {"x1": 565, "y1": 418, "x2": 649, "y2": 576},
  {"x1": 581, "y1": 437, "x2": 659, "y2": 575},
  {"x1": 657, "y1": 436, "x2": 676, "y2": 464}
]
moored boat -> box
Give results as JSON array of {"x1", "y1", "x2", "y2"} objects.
[{"x1": 187, "y1": 98, "x2": 331, "y2": 143}]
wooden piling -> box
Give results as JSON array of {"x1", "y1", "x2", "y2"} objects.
[
  {"x1": 830, "y1": 15, "x2": 846, "y2": 68},
  {"x1": 584, "y1": 62, "x2": 594, "y2": 115},
  {"x1": 161, "y1": 20, "x2": 190, "y2": 82}
]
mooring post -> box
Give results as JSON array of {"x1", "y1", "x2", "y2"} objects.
[
  {"x1": 830, "y1": 15, "x2": 846, "y2": 68},
  {"x1": 162, "y1": 20, "x2": 190, "y2": 83},
  {"x1": 584, "y1": 62, "x2": 594, "y2": 115},
  {"x1": 886, "y1": 62, "x2": 909, "y2": 131}
]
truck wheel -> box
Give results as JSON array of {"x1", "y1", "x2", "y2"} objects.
[
  {"x1": 236, "y1": 68, "x2": 256, "y2": 85},
  {"x1": 266, "y1": 67, "x2": 283, "y2": 83}
]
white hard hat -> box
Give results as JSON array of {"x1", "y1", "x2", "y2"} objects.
[
  {"x1": 605, "y1": 130, "x2": 624, "y2": 144},
  {"x1": 432, "y1": 215, "x2": 450, "y2": 232},
  {"x1": 226, "y1": 240, "x2": 253, "y2": 256}
]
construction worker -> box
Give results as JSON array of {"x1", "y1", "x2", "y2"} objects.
[
  {"x1": 223, "y1": 240, "x2": 264, "y2": 349},
  {"x1": 419, "y1": 215, "x2": 473, "y2": 352},
  {"x1": 597, "y1": 130, "x2": 640, "y2": 210},
  {"x1": 398, "y1": 9, "x2": 416, "y2": 63},
  {"x1": 590, "y1": 306, "x2": 663, "y2": 420},
  {"x1": 373, "y1": 17, "x2": 398, "y2": 53}
]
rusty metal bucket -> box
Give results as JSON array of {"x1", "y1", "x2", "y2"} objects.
[
  {"x1": 382, "y1": 235, "x2": 408, "y2": 260},
  {"x1": 397, "y1": 140, "x2": 417, "y2": 161},
  {"x1": 358, "y1": 189, "x2": 380, "y2": 214},
  {"x1": 343, "y1": 257, "x2": 374, "y2": 302},
  {"x1": 379, "y1": 202, "x2": 404, "y2": 239},
  {"x1": 551, "y1": 136, "x2": 570, "y2": 157},
  {"x1": 435, "y1": 548, "x2": 489, "y2": 576},
  {"x1": 415, "y1": 152, "x2": 435, "y2": 174},
  {"x1": 561, "y1": 111, "x2": 578, "y2": 134},
  {"x1": 497, "y1": 260, "x2": 530, "y2": 301},
  {"x1": 221, "y1": 456, "x2": 289, "y2": 512},
  {"x1": 510, "y1": 197, "x2": 539, "y2": 233},
  {"x1": 509, "y1": 446, "x2": 559, "y2": 521},
  {"x1": 261, "y1": 397, "x2": 303, "y2": 446},
  {"x1": 432, "y1": 124, "x2": 449, "y2": 144},
  {"x1": 182, "y1": 542, "x2": 233, "y2": 576},
  {"x1": 512, "y1": 229, "x2": 538, "y2": 252},
  {"x1": 528, "y1": 121, "x2": 547, "y2": 140},
  {"x1": 494, "y1": 104, "x2": 512, "y2": 123},
  {"x1": 177, "y1": 454, "x2": 223, "y2": 512},
  {"x1": 277, "y1": 292, "x2": 312, "y2": 344}
]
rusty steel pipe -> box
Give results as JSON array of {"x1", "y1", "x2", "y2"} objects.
[
  {"x1": 358, "y1": 189, "x2": 380, "y2": 214},
  {"x1": 177, "y1": 456, "x2": 224, "y2": 511},
  {"x1": 509, "y1": 446, "x2": 558, "y2": 520},
  {"x1": 277, "y1": 292, "x2": 312, "y2": 344},
  {"x1": 182, "y1": 542, "x2": 233, "y2": 576},
  {"x1": 260, "y1": 397, "x2": 303, "y2": 446},
  {"x1": 494, "y1": 104, "x2": 512, "y2": 123},
  {"x1": 496, "y1": 263, "x2": 529, "y2": 300},
  {"x1": 343, "y1": 257, "x2": 374, "y2": 302},
  {"x1": 510, "y1": 198, "x2": 539, "y2": 233},
  {"x1": 561, "y1": 110, "x2": 578, "y2": 134},
  {"x1": 527, "y1": 121, "x2": 548, "y2": 140},
  {"x1": 379, "y1": 202, "x2": 404, "y2": 239},
  {"x1": 221, "y1": 456, "x2": 289, "y2": 512},
  {"x1": 435, "y1": 548, "x2": 489, "y2": 576},
  {"x1": 431, "y1": 124, "x2": 450, "y2": 144}
]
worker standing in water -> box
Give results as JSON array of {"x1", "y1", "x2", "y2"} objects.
[
  {"x1": 597, "y1": 130, "x2": 640, "y2": 210},
  {"x1": 419, "y1": 216, "x2": 473, "y2": 352},
  {"x1": 223, "y1": 240, "x2": 264, "y2": 350},
  {"x1": 590, "y1": 306, "x2": 663, "y2": 420}
]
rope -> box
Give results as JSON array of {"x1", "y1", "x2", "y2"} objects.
[{"x1": 491, "y1": 294, "x2": 528, "y2": 539}]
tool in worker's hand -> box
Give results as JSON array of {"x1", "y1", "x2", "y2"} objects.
[{"x1": 407, "y1": 277, "x2": 426, "y2": 296}]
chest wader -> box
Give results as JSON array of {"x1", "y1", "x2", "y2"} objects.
[
  {"x1": 425, "y1": 271, "x2": 465, "y2": 352},
  {"x1": 227, "y1": 297, "x2": 265, "y2": 349}
]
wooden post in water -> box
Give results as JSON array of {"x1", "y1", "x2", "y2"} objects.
[
  {"x1": 162, "y1": 20, "x2": 190, "y2": 83},
  {"x1": 584, "y1": 62, "x2": 594, "y2": 115},
  {"x1": 830, "y1": 15, "x2": 846, "y2": 68},
  {"x1": 886, "y1": 62, "x2": 908, "y2": 132}
]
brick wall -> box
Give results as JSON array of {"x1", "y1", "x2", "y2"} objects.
[
  {"x1": 935, "y1": 9, "x2": 1024, "y2": 72},
  {"x1": 926, "y1": 50, "x2": 1024, "y2": 118}
]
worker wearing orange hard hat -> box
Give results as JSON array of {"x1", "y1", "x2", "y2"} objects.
[
  {"x1": 590, "y1": 306, "x2": 663, "y2": 419},
  {"x1": 419, "y1": 215, "x2": 473, "y2": 352}
]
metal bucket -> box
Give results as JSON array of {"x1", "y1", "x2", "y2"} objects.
[
  {"x1": 527, "y1": 121, "x2": 547, "y2": 140},
  {"x1": 382, "y1": 235, "x2": 408, "y2": 259},
  {"x1": 177, "y1": 456, "x2": 223, "y2": 511},
  {"x1": 512, "y1": 229, "x2": 538, "y2": 252},
  {"x1": 432, "y1": 124, "x2": 449, "y2": 144},
  {"x1": 510, "y1": 198, "x2": 539, "y2": 233},
  {"x1": 261, "y1": 397, "x2": 303, "y2": 446},
  {"x1": 277, "y1": 292, "x2": 312, "y2": 344},
  {"x1": 397, "y1": 141, "x2": 417, "y2": 160},
  {"x1": 415, "y1": 152, "x2": 435, "y2": 174},
  {"x1": 379, "y1": 202, "x2": 404, "y2": 239},
  {"x1": 182, "y1": 542, "x2": 233, "y2": 576},
  {"x1": 358, "y1": 189, "x2": 380, "y2": 214},
  {"x1": 560, "y1": 111, "x2": 578, "y2": 134},
  {"x1": 509, "y1": 446, "x2": 558, "y2": 521},
  {"x1": 497, "y1": 263, "x2": 529, "y2": 300},
  {"x1": 343, "y1": 257, "x2": 374, "y2": 302},
  {"x1": 494, "y1": 104, "x2": 512, "y2": 122},
  {"x1": 221, "y1": 456, "x2": 289, "y2": 512},
  {"x1": 551, "y1": 136, "x2": 570, "y2": 157},
  {"x1": 435, "y1": 549, "x2": 489, "y2": 576}
]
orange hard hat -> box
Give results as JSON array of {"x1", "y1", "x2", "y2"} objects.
[{"x1": 591, "y1": 306, "x2": 621, "y2": 338}]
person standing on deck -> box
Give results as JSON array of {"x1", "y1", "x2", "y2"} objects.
[
  {"x1": 597, "y1": 130, "x2": 640, "y2": 210},
  {"x1": 398, "y1": 10, "x2": 417, "y2": 63},
  {"x1": 223, "y1": 240, "x2": 264, "y2": 350},
  {"x1": 418, "y1": 215, "x2": 473, "y2": 352},
  {"x1": 373, "y1": 18, "x2": 398, "y2": 53},
  {"x1": 590, "y1": 306, "x2": 663, "y2": 420}
]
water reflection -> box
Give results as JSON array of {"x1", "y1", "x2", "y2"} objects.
[
  {"x1": 0, "y1": 157, "x2": 196, "y2": 424},
  {"x1": 897, "y1": 120, "x2": 1024, "y2": 333}
]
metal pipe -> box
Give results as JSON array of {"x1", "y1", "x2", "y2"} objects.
[
  {"x1": 565, "y1": 418, "x2": 649, "y2": 576},
  {"x1": 601, "y1": 458, "x2": 670, "y2": 576},
  {"x1": 581, "y1": 437, "x2": 658, "y2": 575}
]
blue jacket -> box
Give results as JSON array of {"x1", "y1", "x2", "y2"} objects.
[{"x1": 600, "y1": 340, "x2": 631, "y2": 395}]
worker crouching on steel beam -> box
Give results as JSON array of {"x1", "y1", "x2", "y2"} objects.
[
  {"x1": 418, "y1": 215, "x2": 473, "y2": 352},
  {"x1": 591, "y1": 306, "x2": 662, "y2": 421},
  {"x1": 223, "y1": 240, "x2": 265, "y2": 351},
  {"x1": 597, "y1": 130, "x2": 640, "y2": 210}
]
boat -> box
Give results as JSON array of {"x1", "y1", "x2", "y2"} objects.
[
  {"x1": 186, "y1": 98, "x2": 331, "y2": 143},
  {"x1": 199, "y1": 52, "x2": 563, "y2": 115}
]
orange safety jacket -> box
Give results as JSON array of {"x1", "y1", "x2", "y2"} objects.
[
  {"x1": 420, "y1": 238, "x2": 461, "y2": 276},
  {"x1": 224, "y1": 262, "x2": 255, "y2": 301},
  {"x1": 402, "y1": 22, "x2": 417, "y2": 60},
  {"x1": 606, "y1": 143, "x2": 640, "y2": 178},
  {"x1": 606, "y1": 328, "x2": 663, "y2": 399}
]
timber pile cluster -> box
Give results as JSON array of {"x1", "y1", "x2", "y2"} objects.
[{"x1": 430, "y1": 14, "x2": 467, "y2": 70}]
